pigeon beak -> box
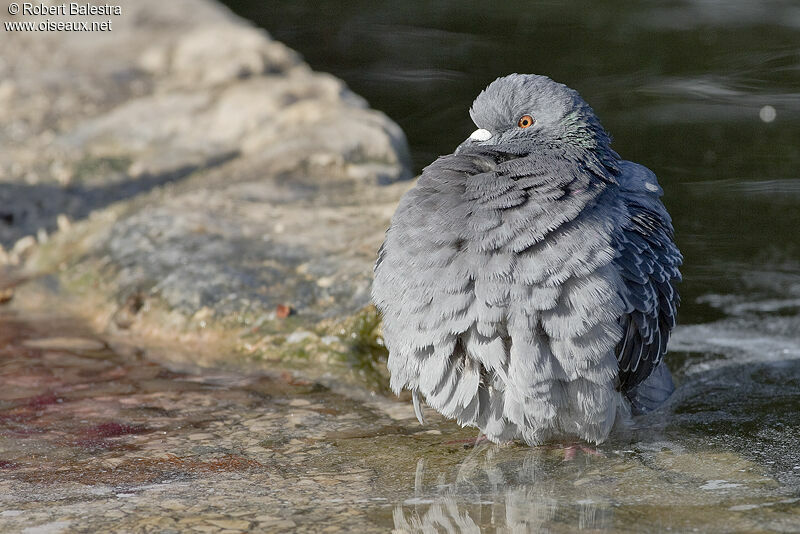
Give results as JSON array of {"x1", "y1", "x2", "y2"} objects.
[
  {"x1": 469, "y1": 128, "x2": 492, "y2": 142},
  {"x1": 455, "y1": 128, "x2": 493, "y2": 154}
]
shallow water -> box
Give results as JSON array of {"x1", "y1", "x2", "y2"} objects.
[{"x1": 1, "y1": 310, "x2": 798, "y2": 532}]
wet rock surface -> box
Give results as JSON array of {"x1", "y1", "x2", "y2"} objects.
[
  {"x1": 0, "y1": 311, "x2": 798, "y2": 533},
  {"x1": 0, "y1": 310, "x2": 414, "y2": 533}
]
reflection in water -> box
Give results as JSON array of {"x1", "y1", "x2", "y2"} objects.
[
  {"x1": 388, "y1": 329, "x2": 800, "y2": 533},
  {"x1": 394, "y1": 449, "x2": 612, "y2": 533}
]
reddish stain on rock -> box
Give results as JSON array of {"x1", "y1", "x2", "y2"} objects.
[
  {"x1": 85, "y1": 422, "x2": 147, "y2": 438},
  {"x1": 0, "y1": 412, "x2": 33, "y2": 424},
  {"x1": 275, "y1": 304, "x2": 293, "y2": 319},
  {"x1": 280, "y1": 371, "x2": 311, "y2": 387},
  {"x1": 0, "y1": 288, "x2": 14, "y2": 304},
  {"x1": 71, "y1": 422, "x2": 149, "y2": 450},
  {"x1": 4, "y1": 427, "x2": 42, "y2": 437},
  {"x1": 26, "y1": 393, "x2": 60, "y2": 409},
  {"x1": 0, "y1": 460, "x2": 18, "y2": 469}
]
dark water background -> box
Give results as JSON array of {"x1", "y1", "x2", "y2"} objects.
[{"x1": 220, "y1": 0, "x2": 800, "y2": 328}]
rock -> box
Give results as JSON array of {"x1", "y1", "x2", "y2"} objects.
[
  {"x1": 276, "y1": 305, "x2": 293, "y2": 319},
  {"x1": 21, "y1": 337, "x2": 106, "y2": 352},
  {"x1": 286, "y1": 331, "x2": 315, "y2": 344},
  {"x1": 1, "y1": 0, "x2": 412, "y2": 367},
  {"x1": 11, "y1": 236, "x2": 36, "y2": 258},
  {"x1": 0, "y1": 287, "x2": 14, "y2": 304}
]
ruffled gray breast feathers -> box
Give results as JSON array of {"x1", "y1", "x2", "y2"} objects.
[{"x1": 372, "y1": 147, "x2": 681, "y2": 445}]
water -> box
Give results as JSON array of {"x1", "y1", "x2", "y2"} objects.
[
  {"x1": 0, "y1": 311, "x2": 800, "y2": 532},
  {"x1": 1, "y1": 311, "x2": 797, "y2": 532},
  {"x1": 222, "y1": 0, "x2": 800, "y2": 326}
]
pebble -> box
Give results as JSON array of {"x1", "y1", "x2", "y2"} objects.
[
  {"x1": 287, "y1": 331, "x2": 315, "y2": 344},
  {"x1": 206, "y1": 519, "x2": 251, "y2": 530}
]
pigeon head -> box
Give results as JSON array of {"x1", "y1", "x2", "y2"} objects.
[{"x1": 463, "y1": 74, "x2": 612, "y2": 155}]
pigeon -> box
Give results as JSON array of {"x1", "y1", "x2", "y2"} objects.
[{"x1": 372, "y1": 74, "x2": 682, "y2": 445}]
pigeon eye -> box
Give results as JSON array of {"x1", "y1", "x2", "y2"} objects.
[{"x1": 517, "y1": 115, "x2": 534, "y2": 128}]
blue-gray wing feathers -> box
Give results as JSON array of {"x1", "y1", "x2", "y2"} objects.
[{"x1": 613, "y1": 161, "x2": 682, "y2": 411}]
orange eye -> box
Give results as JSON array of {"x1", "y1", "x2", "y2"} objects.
[{"x1": 517, "y1": 114, "x2": 534, "y2": 128}]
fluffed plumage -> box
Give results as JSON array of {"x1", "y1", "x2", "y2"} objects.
[{"x1": 372, "y1": 74, "x2": 682, "y2": 445}]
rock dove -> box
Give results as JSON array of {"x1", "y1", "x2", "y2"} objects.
[{"x1": 372, "y1": 74, "x2": 682, "y2": 445}]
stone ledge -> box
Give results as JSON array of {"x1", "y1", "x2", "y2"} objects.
[{"x1": 0, "y1": 0, "x2": 413, "y2": 374}]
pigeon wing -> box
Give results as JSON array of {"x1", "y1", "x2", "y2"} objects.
[{"x1": 612, "y1": 161, "x2": 682, "y2": 399}]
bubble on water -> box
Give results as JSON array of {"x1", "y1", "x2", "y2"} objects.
[{"x1": 759, "y1": 105, "x2": 776, "y2": 123}]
